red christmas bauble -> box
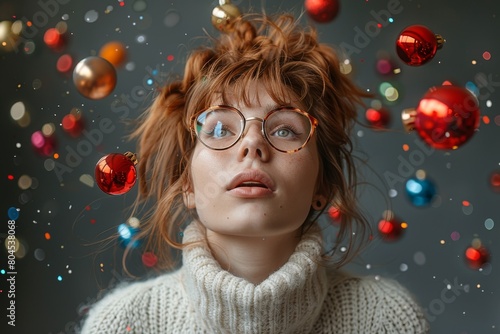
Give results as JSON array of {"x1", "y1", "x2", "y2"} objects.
[
  {"x1": 402, "y1": 85, "x2": 480, "y2": 150},
  {"x1": 95, "y1": 152, "x2": 138, "y2": 195},
  {"x1": 464, "y1": 245, "x2": 490, "y2": 269},
  {"x1": 365, "y1": 108, "x2": 390, "y2": 129},
  {"x1": 396, "y1": 25, "x2": 444, "y2": 66},
  {"x1": 305, "y1": 0, "x2": 340, "y2": 23},
  {"x1": 378, "y1": 216, "x2": 404, "y2": 241}
]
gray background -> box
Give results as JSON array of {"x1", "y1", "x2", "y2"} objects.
[{"x1": 1, "y1": 0, "x2": 499, "y2": 333}]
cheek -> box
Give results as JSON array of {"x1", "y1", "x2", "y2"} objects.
[
  {"x1": 189, "y1": 147, "x2": 231, "y2": 207},
  {"x1": 291, "y1": 152, "x2": 320, "y2": 191}
]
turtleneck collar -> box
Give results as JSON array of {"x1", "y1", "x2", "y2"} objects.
[{"x1": 180, "y1": 221, "x2": 328, "y2": 334}]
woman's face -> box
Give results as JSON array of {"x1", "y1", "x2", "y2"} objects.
[{"x1": 186, "y1": 84, "x2": 321, "y2": 238}]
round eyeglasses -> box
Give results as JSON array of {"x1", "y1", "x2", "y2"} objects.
[{"x1": 190, "y1": 105, "x2": 319, "y2": 153}]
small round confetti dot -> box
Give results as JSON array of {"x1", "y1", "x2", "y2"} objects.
[
  {"x1": 490, "y1": 171, "x2": 500, "y2": 191},
  {"x1": 388, "y1": 189, "x2": 398, "y2": 198},
  {"x1": 10, "y1": 101, "x2": 26, "y2": 121},
  {"x1": 142, "y1": 252, "x2": 158, "y2": 267},
  {"x1": 34, "y1": 248, "x2": 46, "y2": 261},
  {"x1": 482, "y1": 51, "x2": 491, "y2": 60},
  {"x1": 484, "y1": 218, "x2": 494, "y2": 230},
  {"x1": 413, "y1": 251, "x2": 426, "y2": 265},
  {"x1": 57, "y1": 54, "x2": 73, "y2": 73},
  {"x1": 44, "y1": 159, "x2": 55, "y2": 171},
  {"x1": 23, "y1": 41, "x2": 36, "y2": 55},
  {"x1": 31, "y1": 79, "x2": 42, "y2": 90},
  {"x1": 399, "y1": 263, "x2": 408, "y2": 272},
  {"x1": 450, "y1": 231, "x2": 461, "y2": 241},
  {"x1": 462, "y1": 202, "x2": 474, "y2": 215},
  {"x1": 8, "y1": 207, "x2": 19, "y2": 220},
  {"x1": 133, "y1": 0, "x2": 147, "y2": 12},
  {"x1": 164, "y1": 10, "x2": 180, "y2": 27},
  {"x1": 17, "y1": 175, "x2": 32, "y2": 190},
  {"x1": 57, "y1": 275, "x2": 63, "y2": 281},
  {"x1": 127, "y1": 217, "x2": 141, "y2": 228},
  {"x1": 84, "y1": 10, "x2": 99, "y2": 23}
]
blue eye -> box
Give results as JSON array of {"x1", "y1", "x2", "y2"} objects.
[
  {"x1": 204, "y1": 121, "x2": 235, "y2": 139},
  {"x1": 212, "y1": 122, "x2": 228, "y2": 138},
  {"x1": 275, "y1": 128, "x2": 291, "y2": 137},
  {"x1": 270, "y1": 125, "x2": 299, "y2": 139}
]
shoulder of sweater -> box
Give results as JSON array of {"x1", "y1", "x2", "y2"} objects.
[
  {"x1": 80, "y1": 270, "x2": 183, "y2": 334},
  {"x1": 322, "y1": 271, "x2": 430, "y2": 333},
  {"x1": 327, "y1": 271, "x2": 414, "y2": 297}
]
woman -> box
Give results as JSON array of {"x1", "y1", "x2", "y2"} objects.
[{"x1": 82, "y1": 13, "x2": 429, "y2": 333}]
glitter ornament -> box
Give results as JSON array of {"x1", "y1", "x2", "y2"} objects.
[
  {"x1": 365, "y1": 107, "x2": 390, "y2": 129},
  {"x1": 401, "y1": 85, "x2": 480, "y2": 150},
  {"x1": 99, "y1": 41, "x2": 127, "y2": 67},
  {"x1": 377, "y1": 211, "x2": 404, "y2": 241},
  {"x1": 465, "y1": 245, "x2": 490, "y2": 269},
  {"x1": 405, "y1": 174, "x2": 436, "y2": 207},
  {"x1": 211, "y1": 0, "x2": 241, "y2": 32},
  {"x1": 305, "y1": 0, "x2": 340, "y2": 23},
  {"x1": 396, "y1": 25, "x2": 444, "y2": 66},
  {"x1": 73, "y1": 56, "x2": 117, "y2": 100},
  {"x1": 95, "y1": 152, "x2": 138, "y2": 195}
]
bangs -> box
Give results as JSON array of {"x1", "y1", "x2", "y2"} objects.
[{"x1": 186, "y1": 56, "x2": 324, "y2": 117}]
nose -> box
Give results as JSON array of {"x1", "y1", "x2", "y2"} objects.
[{"x1": 237, "y1": 119, "x2": 270, "y2": 161}]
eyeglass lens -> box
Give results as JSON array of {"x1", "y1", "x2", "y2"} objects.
[{"x1": 195, "y1": 107, "x2": 312, "y2": 151}]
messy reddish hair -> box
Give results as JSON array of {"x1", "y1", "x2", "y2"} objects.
[{"x1": 129, "y1": 13, "x2": 371, "y2": 270}]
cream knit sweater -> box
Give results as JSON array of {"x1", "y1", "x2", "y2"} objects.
[{"x1": 81, "y1": 222, "x2": 429, "y2": 333}]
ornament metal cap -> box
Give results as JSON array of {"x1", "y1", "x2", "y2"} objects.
[
  {"x1": 401, "y1": 108, "x2": 417, "y2": 132},
  {"x1": 124, "y1": 151, "x2": 139, "y2": 165},
  {"x1": 435, "y1": 34, "x2": 445, "y2": 50}
]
